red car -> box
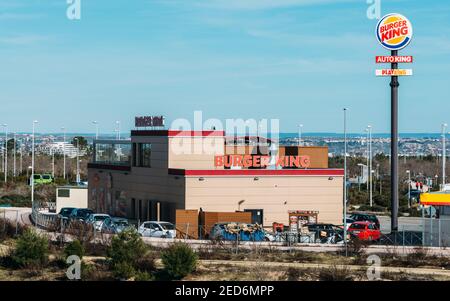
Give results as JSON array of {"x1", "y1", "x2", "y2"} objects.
[{"x1": 348, "y1": 221, "x2": 381, "y2": 241}]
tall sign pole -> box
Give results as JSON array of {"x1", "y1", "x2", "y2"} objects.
[
  {"x1": 375, "y1": 13, "x2": 413, "y2": 233},
  {"x1": 390, "y1": 49, "x2": 399, "y2": 232}
]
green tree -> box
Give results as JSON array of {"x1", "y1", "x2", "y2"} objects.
[
  {"x1": 161, "y1": 242, "x2": 198, "y2": 280},
  {"x1": 12, "y1": 229, "x2": 49, "y2": 268},
  {"x1": 71, "y1": 136, "x2": 88, "y2": 149}
]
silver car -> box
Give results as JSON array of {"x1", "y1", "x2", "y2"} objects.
[{"x1": 138, "y1": 221, "x2": 176, "y2": 238}]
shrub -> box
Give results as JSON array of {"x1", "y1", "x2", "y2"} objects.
[
  {"x1": 112, "y1": 261, "x2": 136, "y2": 280},
  {"x1": 136, "y1": 252, "x2": 157, "y2": 273},
  {"x1": 134, "y1": 270, "x2": 153, "y2": 281},
  {"x1": 107, "y1": 228, "x2": 146, "y2": 266},
  {"x1": 12, "y1": 229, "x2": 49, "y2": 268},
  {"x1": 64, "y1": 240, "x2": 85, "y2": 260},
  {"x1": 107, "y1": 228, "x2": 148, "y2": 279},
  {"x1": 161, "y1": 242, "x2": 198, "y2": 280},
  {"x1": 318, "y1": 265, "x2": 353, "y2": 281}
]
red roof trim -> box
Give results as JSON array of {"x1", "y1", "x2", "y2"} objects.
[
  {"x1": 168, "y1": 168, "x2": 344, "y2": 176},
  {"x1": 131, "y1": 130, "x2": 225, "y2": 137}
]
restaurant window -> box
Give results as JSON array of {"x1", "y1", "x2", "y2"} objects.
[{"x1": 139, "y1": 143, "x2": 152, "y2": 167}]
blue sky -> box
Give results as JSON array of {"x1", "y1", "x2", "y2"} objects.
[{"x1": 1, "y1": 0, "x2": 449, "y2": 134}]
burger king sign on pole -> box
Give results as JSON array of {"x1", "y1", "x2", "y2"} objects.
[
  {"x1": 376, "y1": 13, "x2": 413, "y2": 51},
  {"x1": 374, "y1": 13, "x2": 414, "y2": 233}
]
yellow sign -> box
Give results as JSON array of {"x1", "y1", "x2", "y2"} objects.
[{"x1": 375, "y1": 69, "x2": 413, "y2": 76}]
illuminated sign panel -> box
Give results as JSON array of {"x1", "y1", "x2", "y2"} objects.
[
  {"x1": 376, "y1": 13, "x2": 413, "y2": 50},
  {"x1": 135, "y1": 116, "x2": 164, "y2": 127},
  {"x1": 375, "y1": 56, "x2": 413, "y2": 63},
  {"x1": 375, "y1": 69, "x2": 413, "y2": 76},
  {"x1": 214, "y1": 155, "x2": 311, "y2": 168}
]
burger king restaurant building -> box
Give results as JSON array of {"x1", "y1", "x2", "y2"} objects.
[{"x1": 87, "y1": 129, "x2": 344, "y2": 227}]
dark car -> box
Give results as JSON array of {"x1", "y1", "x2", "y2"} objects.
[
  {"x1": 349, "y1": 213, "x2": 380, "y2": 229},
  {"x1": 307, "y1": 223, "x2": 343, "y2": 242},
  {"x1": 58, "y1": 207, "x2": 76, "y2": 219},
  {"x1": 69, "y1": 208, "x2": 94, "y2": 221}
]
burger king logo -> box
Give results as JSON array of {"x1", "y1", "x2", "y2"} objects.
[{"x1": 376, "y1": 13, "x2": 413, "y2": 51}]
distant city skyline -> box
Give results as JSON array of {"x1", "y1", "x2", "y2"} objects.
[{"x1": 1, "y1": 0, "x2": 449, "y2": 132}]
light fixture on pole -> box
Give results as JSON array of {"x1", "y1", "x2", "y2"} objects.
[
  {"x1": 442, "y1": 123, "x2": 447, "y2": 190},
  {"x1": 93, "y1": 121, "x2": 99, "y2": 140},
  {"x1": 298, "y1": 124, "x2": 303, "y2": 147},
  {"x1": 406, "y1": 170, "x2": 411, "y2": 208},
  {"x1": 343, "y1": 108, "x2": 348, "y2": 256},
  {"x1": 61, "y1": 127, "x2": 66, "y2": 179},
  {"x1": 31, "y1": 120, "x2": 38, "y2": 209}
]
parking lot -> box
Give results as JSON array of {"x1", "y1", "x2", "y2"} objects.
[{"x1": 378, "y1": 215, "x2": 424, "y2": 233}]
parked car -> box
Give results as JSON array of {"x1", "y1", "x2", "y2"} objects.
[
  {"x1": 349, "y1": 213, "x2": 380, "y2": 229},
  {"x1": 348, "y1": 221, "x2": 381, "y2": 241},
  {"x1": 69, "y1": 208, "x2": 94, "y2": 222},
  {"x1": 29, "y1": 173, "x2": 54, "y2": 185},
  {"x1": 307, "y1": 223, "x2": 344, "y2": 243},
  {"x1": 58, "y1": 207, "x2": 76, "y2": 220},
  {"x1": 101, "y1": 217, "x2": 132, "y2": 234},
  {"x1": 138, "y1": 221, "x2": 176, "y2": 238},
  {"x1": 86, "y1": 213, "x2": 111, "y2": 231}
]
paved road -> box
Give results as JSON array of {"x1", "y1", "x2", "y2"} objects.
[
  {"x1": 378, "y1": 215, "x2": 424, "y2": 233},
  {"x1": 0, "y1": 207, "x2": 32, "y2": 225}
]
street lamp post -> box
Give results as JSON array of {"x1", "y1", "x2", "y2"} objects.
[
  {"x1": 368, "y1": 125, "x2": 373, "y2": 207},
  {"x1": 116, "y1": 121, "x2": 121, "y2": 140},
  {"x1": 19, "y1": 140, "x2": 23, "y2": 175},
  {"x1": 442, "y1": 123, "x2": 447, "y2": 190},
  {"x1": 31, "y1": 120, "x2": 38, "y2": 209},
  {"x1": 51, "y1": 147, "x2": 55, "y2": 178},
  {"x1": 298, "y1": 124, "x2": 303, "y2": 147},
  {"x1": 93, "y1": 121, "x2": 99, "y2": 140},
  {"x1": 357, "y1": 163, "x2": 365, "y2": 192},
  {"x1": 406, "y1": 170, "x2": 411, "y2": 208},
  {"x1": 75, "y1": 138, "x2": 80, "y2": 183},
  {"x1": 62, "y1": 127, "x2": 66, "y2": 179},
  {"x1": 2, "y1": 124, "x2": 7, "y2": 183},
  {"x1": 365, "y1": 127, "x2": 369, "y2": 190},
  {"x1": 343, "y1": 108, "x2": 348, "y2": 256},
  {"x1": 13, "y1": 132, "x2": 16, "y2": 177}
]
